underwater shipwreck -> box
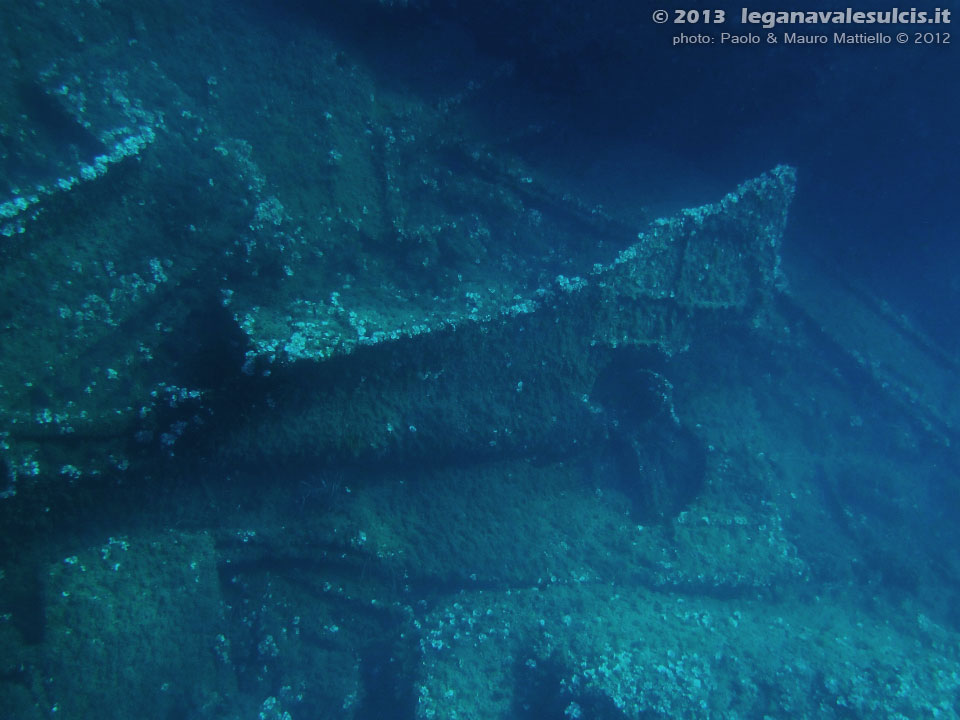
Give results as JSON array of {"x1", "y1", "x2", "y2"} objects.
[{"x1": 1, "y1": 2, "x2": 959, "y2": 719}]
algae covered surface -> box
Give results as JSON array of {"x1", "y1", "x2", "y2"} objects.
[{"x1": 0, "y1": 2, "x2": 958, "y2": 719}]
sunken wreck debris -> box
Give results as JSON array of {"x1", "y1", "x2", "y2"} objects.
[
  {"x1": 3, "y1": 3, "x2": 960, "y2": 719},
  {"x1": 0, "y1": 0, "x2": 797, "y2": 495},
  {"x1": 0, "y1": 147, "x2": 795, "y2": 493}
]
